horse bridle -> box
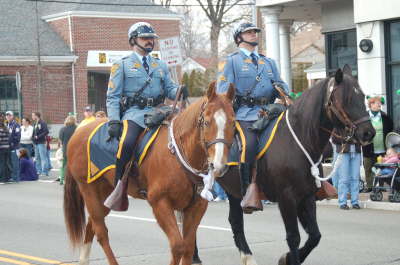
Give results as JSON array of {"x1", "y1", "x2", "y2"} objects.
[
  {"x1": 197, "y1": 101, "x2": 231, "y2": 151},
  {"x1": 325, "y1": 78, "x2": 370, "y2": 141}
]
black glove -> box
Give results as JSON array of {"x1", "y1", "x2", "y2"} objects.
[
  {"x1": 108, "y1": 120, "x2": 122, "y2": 141},
  {"x1": 181, "y1": 85, "x2": 189, "y2": 100}
]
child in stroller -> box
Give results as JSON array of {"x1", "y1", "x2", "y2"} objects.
[{"x1": 370, "y1": 148, "x2": 400, "y2": 202}]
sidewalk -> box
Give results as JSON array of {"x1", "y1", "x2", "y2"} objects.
[{"x1": 317, "y1": 192, "x2": 400, "y2": 211}]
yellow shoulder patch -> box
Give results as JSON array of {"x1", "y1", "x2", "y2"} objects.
[
  {"x1": 218, "y1": 61, "x2": 226, "y2": 72},
  {"x1": 108, "y1": 80, "x2": 115, "y2": 91},
  {"x1": 110, "y1": 63, "x2": 119, "y2": 76},
  {"x1": 219, "y1": 75, "x2": 226, "y2": 81}
]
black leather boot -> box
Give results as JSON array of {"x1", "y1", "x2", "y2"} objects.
[{"x1": 239, "y1": 162, "x2": 251, "y2": 197}]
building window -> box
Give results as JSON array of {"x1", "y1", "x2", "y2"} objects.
[
  {"x1": 325, "y1": 29, "x2": 358, "y2": 76},
  {"x1": 385, "y1": 20, "x2": 400, "y2": 130},
  {"x1": 0, "y1": 75, "x2": 19, "y2": 116}
]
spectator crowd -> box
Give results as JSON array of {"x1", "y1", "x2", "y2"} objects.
[{"x1": 0, "y1": 106, "x2": 105, "y2": 185}]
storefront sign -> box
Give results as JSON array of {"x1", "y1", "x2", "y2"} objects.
[{"x1": 87, "y1": 50, "x2": 161, "y2": 67}]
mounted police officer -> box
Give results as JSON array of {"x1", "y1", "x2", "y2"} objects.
[
  {"x1": 104, "y1": 22, "x2": 188, "y2": 211},
  {"x1": 217, "y1": 22, "x2": 288, "y2": 213}
]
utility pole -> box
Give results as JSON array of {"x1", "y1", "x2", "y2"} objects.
[{"x1": 35, "y1": 0, "x2": 43, "y2": 113}]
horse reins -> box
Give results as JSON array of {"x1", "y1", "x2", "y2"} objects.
[{"x1": 323, "y1": 78, "x2": 370, "y2": 141}]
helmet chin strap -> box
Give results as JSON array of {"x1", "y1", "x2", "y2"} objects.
[
  {"x1": 236, "y1": 35, "x2": 258, "y2": 47},
  {"x1": 133, "y1": 39, "x2": 154, "y2": 53},
  {"x1": 243, "y1": 40, "x2": 258, "y2": 47}
]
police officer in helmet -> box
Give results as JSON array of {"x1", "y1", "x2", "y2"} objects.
[
  {"x1": 104, "y1": 22, "x2": 188, "y2": 211},
  {"x1": 217, "y1": 22, "x2": 288, "y2": 213}
]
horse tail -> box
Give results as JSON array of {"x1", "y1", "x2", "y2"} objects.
[{"x1": 63, "y1": 165, "x2": 86, "y2": 249}]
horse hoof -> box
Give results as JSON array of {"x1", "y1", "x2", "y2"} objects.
[
  {"x1": 278, "y1": 253, "x2": 288, "y2": 265},
  {"x1": 192, "y1": 257, "x2": 202, "y2": 265}
]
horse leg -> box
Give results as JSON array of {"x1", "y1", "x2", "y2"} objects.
[
  {"x1": 150, "y1": 198, "x2": 185, "y2": 265},
  {"x1": 192, "y1": 239, "x2": 202, "y2": 265},
  {"x1": 278, "y1": 194, "x2": 301, "y2": 265},
  {"x1": 297, "y1": 196, "x2": 321, "y2": 264},
  {"x1": 80, "y1": 186, "x2": 118, "y2": 265},
  {"x1": 79, "y1": 218, "x2": 95, "y2": 265},
  {"x1": 180, "y1": 198, "x2": 208, "y2": 265},
  {"x1": 227, "y1": 193, "x2": 258, "y2": 265}
]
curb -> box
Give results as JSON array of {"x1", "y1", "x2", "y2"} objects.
[{"x1": 317, "y1": 199, "x2": 400, "y2": 211}]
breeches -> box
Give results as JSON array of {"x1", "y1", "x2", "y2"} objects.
[
  {"x1": 116, "y1": 120, "x2": 144, "y2": 178},
  {"x1": 237, "y1": 120, "x2": 258, "y2": 164}
]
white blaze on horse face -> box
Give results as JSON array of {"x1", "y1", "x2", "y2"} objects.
[{"x1": 213, "y1": 109, "x2": 227, "y2": 174}]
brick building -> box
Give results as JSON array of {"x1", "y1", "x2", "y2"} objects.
[{"x1": 0, "y1": 0, "x2": 181, "y2": 129}]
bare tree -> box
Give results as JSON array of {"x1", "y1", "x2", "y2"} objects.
[
  {"x1": 194, "y1": 0, "x2": 250, "y2": 69},
  {"x1": 178, "y1": 3, "x2": 209, "y2": 58}
]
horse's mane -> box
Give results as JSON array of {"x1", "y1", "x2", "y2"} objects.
[
  {"x1": 289, "y1": 77, "x2": 331, "y2": 154},
  {"x1": 173, "y1": 96, "x2": 207, "y2": 140}
]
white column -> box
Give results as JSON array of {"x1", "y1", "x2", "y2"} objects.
[
  {"x1": 356, "y1": 21, "x2": 386, "y2": 110},
  {"x1": 279, "y1": 19, "x2": 293, "y2": 91},
  {"x1": 260, "y1": 6, "x2": 283, "y2": 71}
]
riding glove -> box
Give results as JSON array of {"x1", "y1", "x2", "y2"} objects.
[{"x1": 108, "y1": 120, "x2": 122, "y2": 140}]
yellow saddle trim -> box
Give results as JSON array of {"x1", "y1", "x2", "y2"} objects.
[
  {"x1": 87, "y1": 121, "x2": 108, "y2": 184},
  {"x1": 138, "y1": 126, "x2": 162, "y2": 166},
  {"x1": 256, "y1": 111, "x2": 284, "y2": 160}
]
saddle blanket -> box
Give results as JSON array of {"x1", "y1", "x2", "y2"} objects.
[
  {"x1": 87, "y1": 121, "x2": 161, "y2": 183},
  {"x1": 227, "y1": 111, "x2": 284, "y2": 166}
]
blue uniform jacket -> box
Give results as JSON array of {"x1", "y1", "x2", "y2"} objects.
[
  {"x1": 7, "y1": 120, "x2": 21, "y2": 150},
  {"x1": 217, "y1": 49, "x2": 288, "y2": 121},
  {"x1": 106, "y1": 52, "x2": 178, "y2": 128}
]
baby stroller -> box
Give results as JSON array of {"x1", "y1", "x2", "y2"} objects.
[{"x1": 370, "y1": 132, "x2": 400, "y2": 202}]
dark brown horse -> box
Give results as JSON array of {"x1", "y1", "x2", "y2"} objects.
[
  {"x1": 63, "y1": 82, "x2": 236, "y2": 265},
  {"x1": 195, "y1": 66, "x2": 376, "y2": 265}
]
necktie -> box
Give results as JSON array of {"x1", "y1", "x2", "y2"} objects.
[
  {"x1": 250, "y1": 53, "x2": 258, "y2": 67},
  {"x1": 143, "y1": 56, "x2": 149, "y2": 73}
]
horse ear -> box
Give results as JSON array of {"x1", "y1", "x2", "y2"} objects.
[
  {"x1": 343, "y1": 64, "x2": 352, "y2": 76},
  {"x1": 335, "y1": 68, "x2": 343, "y2": 84},
  {"x1": 207, "y1": 81, "x2": 217, "y2": 100},
  {"x1": 226, "y1": 83, "x2": 235, "y2": 101}
]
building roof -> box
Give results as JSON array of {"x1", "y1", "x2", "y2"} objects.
[
  {"x1": 0, "y1": 0, "x2": 177, "y2": 57},
  {"x1": 0, "y1": 0, "x2": 73, "y2": 57},
  {"x1": 41, "y1": 0, "x2": 177, "y2": 17},
  {"x1": 193, "y1": 57, "x2": 212, "y2": 69}
]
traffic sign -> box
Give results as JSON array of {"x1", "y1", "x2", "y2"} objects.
[{"x1": 159, "y1": 36, "x2": 183, "y2": 67}]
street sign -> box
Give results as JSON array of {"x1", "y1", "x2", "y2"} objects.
[{"x1": 159, "y1": 36, "x2": 183, "y2": 67}]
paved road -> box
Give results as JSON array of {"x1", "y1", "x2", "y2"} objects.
[{"x1": 1, "y1": 176, "x2": 400, "y2": 265}]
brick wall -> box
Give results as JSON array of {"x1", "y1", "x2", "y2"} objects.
[
  {"x1": 0, "y1": 65, "x2": 73, "y2": 124},
  {"x1": 49, "y1": 17, "x2": 180, "y2": 121}
]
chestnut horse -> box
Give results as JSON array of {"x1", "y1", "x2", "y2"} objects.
[{"x1": 63, "y1": 82, "x2": 235, "y2": 265}]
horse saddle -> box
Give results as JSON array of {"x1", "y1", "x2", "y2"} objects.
[
  {"x1": 227, "y1": 110, "x2": 285, "y2": 166},
  {"x1": 86, "y1": 122, "x2": 161, "y2": 183}
]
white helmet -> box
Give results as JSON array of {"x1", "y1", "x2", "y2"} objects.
[{"x1": 128, "y1": 22, "x2": 159, "y2": 42}]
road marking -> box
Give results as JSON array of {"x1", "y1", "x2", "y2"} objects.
[
  {"x1": 109, "y1": 214, "x2": 231, "y2": 231},
  {"x1": 0, "y1": 256, "x2": 31, "y2": 265},
  {"x1": 0, "y1": 250, "x2": 74, "y2": 265}
]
